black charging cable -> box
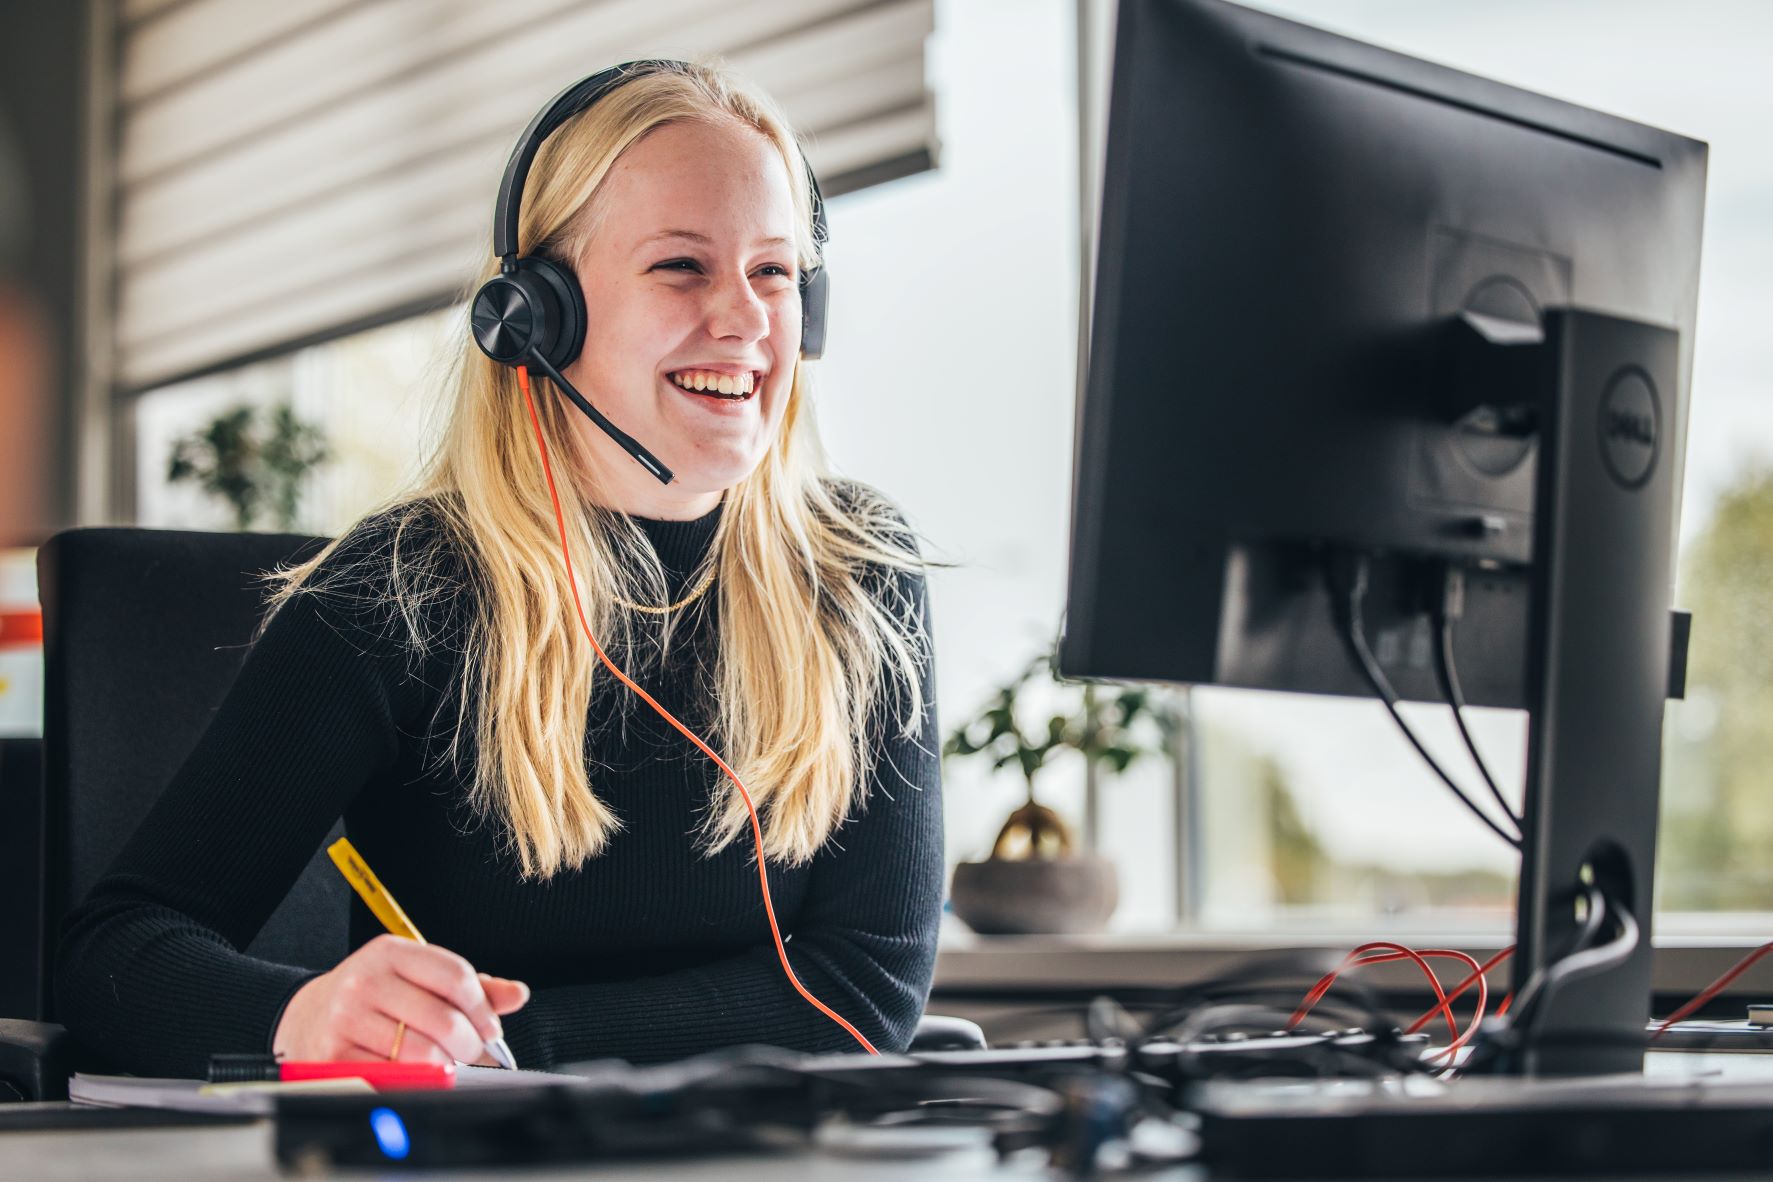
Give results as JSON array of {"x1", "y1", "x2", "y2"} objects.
[
  {"x1": 1464, "y1": 882, "x2": 1639, "y2": 1073},
  {"x1": 1505, "y1": 881, "x2": 1608, "y2": 1035},
  {"x1": 1330, "y1": 552, "x2": 1522, "y2": 849},
  {"x1": 1529, "y1": 899, "x2": 1640, "y2": 1053},
  {"x1": 1430, "y1": 564, "x2": 1524, "y2": 832}
]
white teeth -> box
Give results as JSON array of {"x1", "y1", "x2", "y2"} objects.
[{"x1": 668, "y1": 369, "x2": 759, "y2": 397}]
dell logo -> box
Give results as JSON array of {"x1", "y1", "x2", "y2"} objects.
[
  {"x1": 1606, "y1": 409, "x2": 1655, "y2": 448},
  {"x1": 1597, "y1": 368, "x2": 1659, "y2": 489}
]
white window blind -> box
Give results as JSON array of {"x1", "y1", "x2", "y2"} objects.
[{"x1": 113, "y1": 0, "x2": 939, "y2": 392}]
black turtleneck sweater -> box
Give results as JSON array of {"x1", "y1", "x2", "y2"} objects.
[{"x1": 54, "y1": 494, "x2": 943, "y2": 1078}]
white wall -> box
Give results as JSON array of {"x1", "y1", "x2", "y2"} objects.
[{"x1": 813, "y1": 0, "x2": 1084, "y2": 870}]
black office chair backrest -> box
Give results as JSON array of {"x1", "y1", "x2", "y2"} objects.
[{"x1": 36, "y1": 527, "x2": 349, "y2": 1019}]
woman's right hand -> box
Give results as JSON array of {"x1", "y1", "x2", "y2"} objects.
[{"x1": 271, "y1": 934, "x2": 530, "y2": 1063}]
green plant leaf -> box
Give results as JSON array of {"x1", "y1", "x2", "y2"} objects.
[{"x1": 161, "y1": 401, "x2": 329, "y2": 531}]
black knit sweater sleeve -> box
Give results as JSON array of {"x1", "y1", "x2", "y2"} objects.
[
  {"x1": 53, "y1": 519, "x2": 421, "y2": 1077},
  {"x1": 503, "y1": 566, "x2": 945, "y2": 1066}
]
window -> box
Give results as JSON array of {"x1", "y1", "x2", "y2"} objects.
[{"x1": 134, "y1": 307, "x2": 457, "y2": 537}]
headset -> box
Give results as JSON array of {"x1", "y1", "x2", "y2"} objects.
[{"x1": 469, "y1": 60, "x2": 831, "y2": 486}]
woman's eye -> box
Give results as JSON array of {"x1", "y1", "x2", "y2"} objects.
[{"x1": 653, "y1": 260, "x2": 793, "y2": 279}]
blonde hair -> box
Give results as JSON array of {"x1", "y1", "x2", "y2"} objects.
[{"x1": 267, "y1": 60, "x2": 930, "y2": 878}]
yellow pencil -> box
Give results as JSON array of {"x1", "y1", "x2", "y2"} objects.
[{"x1": 326, "y1": 836, "x2": 518, "y2": 1070}]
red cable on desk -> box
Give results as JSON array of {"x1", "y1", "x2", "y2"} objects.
[
  {"x1": 1405, "y1": 946, "x2": 1513, "y2": 1036},
  {"x1": 1652, "y1": 939, "x2": 1773, "y2": 1040},
  {"x1": 1289, "y1": 942, "x2": 1458, "y2": 1041}
]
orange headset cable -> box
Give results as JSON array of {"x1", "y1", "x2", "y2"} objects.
[{"x1": 518, "y1": 364, "x2": 879, "y2": 1055}]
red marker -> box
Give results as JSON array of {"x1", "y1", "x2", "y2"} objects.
[{"x1": 207, "y1": 1054, "x2": 455, "y2": 1090}]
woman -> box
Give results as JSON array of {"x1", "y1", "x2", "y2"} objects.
[{"x1": 55, "y1": 60, "x2": 942, "y2": 1077}]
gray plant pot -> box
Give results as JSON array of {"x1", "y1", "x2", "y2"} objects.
[{"x1": 949, "y1": 854, "x2": 1119, "y2": 935}]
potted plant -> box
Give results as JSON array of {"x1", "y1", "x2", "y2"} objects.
[
  {"x1": 166, "y1": 402, "x2": 329, "y2": 531},
  {"x1": 944, "y1": 642, "x2": 1184, "y2": 934}
]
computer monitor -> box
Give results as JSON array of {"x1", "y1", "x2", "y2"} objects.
[{"x1": 1061, "y1": 0, "x2": 1706, "y2": 1075}]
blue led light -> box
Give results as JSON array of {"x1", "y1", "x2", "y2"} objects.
[{"x1": 369, "y1": 1106, "x2": 411, "y2": 1161}]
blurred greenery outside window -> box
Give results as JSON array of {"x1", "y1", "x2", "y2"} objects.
[{"x1": 133, "y1": 307, "x2": 459, "y2": 538}]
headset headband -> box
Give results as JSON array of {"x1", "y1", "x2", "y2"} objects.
[{"x1": 491, "y1": 59, "x2": 828, "y2": 268}]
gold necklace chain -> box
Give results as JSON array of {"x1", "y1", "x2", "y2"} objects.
[{"x1": 610, "y1": 564, "x2": 718, "y2": 615}]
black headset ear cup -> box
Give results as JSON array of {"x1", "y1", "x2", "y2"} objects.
[
  {"x1": 521, "y1": 254, "x2": 587, "y2": 370},
  {"x1": 470, "y1": 272, "x2": 542, "y2": 364},
  {"x1": 469, "y1": 255, "x2": 587, "y2": 369},
  {"x1": 799, "y1": 266, "x2": 830, "y2": 361}
]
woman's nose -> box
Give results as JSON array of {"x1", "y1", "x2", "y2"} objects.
[{"x1": 705, "y1": 272, "x2": 770, "y2": 342}]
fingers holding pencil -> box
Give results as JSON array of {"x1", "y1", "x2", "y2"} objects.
[
  {"x1": 271, "y1": 935, "x2": 530, "y2": 1065},
  {"x1": 322, "y1": 837, "x2": 526, "y2": 1069},
  {"x1": 378, "y1": 937, "x2": 508, "y2": 1042},
  {"x1": 376, "y1": 938, "x2": 526, "y2": 1067}
]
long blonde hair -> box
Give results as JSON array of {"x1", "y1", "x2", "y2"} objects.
[{"x1": 267, "y1": 60, "x2": 930, "y2": 878}]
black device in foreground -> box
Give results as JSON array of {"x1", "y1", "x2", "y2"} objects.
[
  {"x1": 267, "y1": 1038, "x2": 1417, "y2": 1173},
  {"x1": 268, "y1": 1039, "x2": 1773, "y2": 1176},
  {"x1": 1061, "y1": 0, "x2": 1706, "y2": 1076}
]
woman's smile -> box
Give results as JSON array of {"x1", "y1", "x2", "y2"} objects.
[{"x1": 660, "y1": 371, "x2": 759, "y2": 416}]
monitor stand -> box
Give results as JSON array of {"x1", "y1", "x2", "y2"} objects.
[{"x1": 1456, "y1": 307, "x2": 1683, "y2": 1075}]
